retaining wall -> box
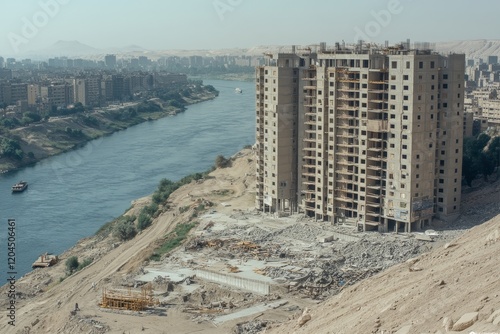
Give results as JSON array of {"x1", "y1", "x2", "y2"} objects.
[{"x1": 195, "y1": 269, "x2": 270, "y2": 295}]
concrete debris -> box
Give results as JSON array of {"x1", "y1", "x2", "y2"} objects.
[
  {"x1": 487, "y1": 308, "x2": 500, "y2": 323},
  {"x1": 443, "y1": 316, "x2": 454, "y2": 331},
  {"x1": 416, "y1": 234, "x2": 434, "y2": 242},
  {"x1": 297, "y1": 308, "x2": 311, "y2": 327},
  {"x1": 451, "y1": 312, "x2": 479, "y2": 331},
  {"x1": 394, "y1": 325, "x2": 412, "y2": 334},
  {"x1": 233, "y1": 320, "x2": 276, "y2": 334}
]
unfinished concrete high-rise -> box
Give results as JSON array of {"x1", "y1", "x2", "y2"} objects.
[{"x1": 255, "y1": 42, "x2": 465, "y2": 232}]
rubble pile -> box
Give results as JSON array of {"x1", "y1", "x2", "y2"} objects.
[
  {"x1": 338, "y1": 236, "x2": 428, "y2": 270},
  {"x1": 270, "y1": 223, "x2": 326, "y2": 243},
  {"x1": 181, "y1": 218, "x2": 442, "y2": 301},
  {"x1": 233, "y1": 320, "x2": 276, "y2": 334}
]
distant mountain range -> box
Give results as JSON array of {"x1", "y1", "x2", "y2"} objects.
[
  {"x1": 14, "y1": 39, "x2": 500, "y2": 61},
  {"x1": 434, "y1": 39, "x2": 500, "y2": 60},
  {"x1": 20, "y1": 40, "x2": 150, "y2": 60}
]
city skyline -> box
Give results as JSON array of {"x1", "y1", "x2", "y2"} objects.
[{"x1": 1, "y1": 0, "x2": 500, "y2": 57}]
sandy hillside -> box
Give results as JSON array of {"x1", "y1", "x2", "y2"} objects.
[
  {"x1": 0, "y1": 149, "x2": 257, "y2": 334},
  {"x1": 266, "y1": 213, "x2": 500, "y2": 334}
]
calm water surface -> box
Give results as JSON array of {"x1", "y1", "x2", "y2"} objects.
[{"x1": 0, "y1": 80, "x2": 255, "y2": 282}]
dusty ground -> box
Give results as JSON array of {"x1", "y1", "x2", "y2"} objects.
[{"x1": 0, "y1": 148, "x2": 499, "y2": 334}]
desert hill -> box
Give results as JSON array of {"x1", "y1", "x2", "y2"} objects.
[{"x1": 267, "y1": 213, "x2": 500, "y2": 334}]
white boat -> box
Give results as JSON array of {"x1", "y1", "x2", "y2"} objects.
[
  {"x1": 12, "y1": 181, "x2": 28, "y2": 192},
  {"x1": 235, "y1": 88, "x2": 242, "y2": 94}
]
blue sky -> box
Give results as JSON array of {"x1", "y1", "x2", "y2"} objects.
[{"x1": 1, "y1": 0, "x2": 499, "y2": 55}]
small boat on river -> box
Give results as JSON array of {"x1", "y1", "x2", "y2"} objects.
[{"x1": 12, "y1": 181, "x2": 28, "y2": 193}]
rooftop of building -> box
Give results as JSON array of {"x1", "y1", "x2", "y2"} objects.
[{"x1": 263, "y1": 40, "x2": 457, "y2": 59}]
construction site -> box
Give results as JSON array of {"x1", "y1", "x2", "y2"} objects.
[{"x1": 120, "y1": 204, "x2": 464, "y2": 331}]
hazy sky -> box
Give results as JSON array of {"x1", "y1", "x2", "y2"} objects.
[{"x1": 1, "y1": 0, "x2": 499, "y2": 55}]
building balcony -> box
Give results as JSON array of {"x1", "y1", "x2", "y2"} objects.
[
  {"x1": 337, "y1": 96, "x2": 359, "y2": 101},
  {"x1": 337, "y1": 105, "x2": 359, "y2": 111},
  {"x1": 337, "y1": 87, "x2": 360, "y2": 92},
  {"x1": 336, "y1": 142, "x2": 353, "y2": 148},
  {"x1": 366, "y1": 174, "x2": 382, "y2": 180},
  {"x1": 365, "y1": 211, "x2": 381, "y2": 217},
  {"x1": 337, "y1": 125, "x2": 358, "y2": 130},
  {"x1": 367, "y1": 106, "x2": 388, "y2": 112},
  {"x1": 335, "y1": 196, "x2": 355, "y2": 203},
  {"x1": 367, "y1": 137, "x2": 383, "y2": 142},
  {"x1": 338, "y1": 78, "x2": 360, "y2": 83},
  {"x1": 368, "y1": 89, "x2": 388, "y2": 94},
  {"x1": 366, "y1": 192, "x2": 381, "y2": 198},
  {"x1": 336, "y1": 132, "x2": 357, "y2": 139},
  {"x1": 338, "y1": 168, "x2": 355, "y2": 174},
  {"x1": 367, "y1": 155, "x2": 387, "y2": 161},
  {"x1": 366, "y1": 165, "x2": 383, "y2": 171}
]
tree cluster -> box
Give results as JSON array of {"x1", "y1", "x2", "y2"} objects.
[
  {"x1": 462, "y1": 133, "x2": 500, "y2": 186},
  {"x1": 215, "y1": 155, "x2": 231, "y2": 168},
  {"x1": 0, "y1": 137, "x2": 24, "y2": 160}
]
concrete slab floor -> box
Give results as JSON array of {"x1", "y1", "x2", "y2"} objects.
[{"x1": 212, "y1": 300, "x2": 288, "y2": 325}]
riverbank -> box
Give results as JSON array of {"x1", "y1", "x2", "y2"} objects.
[
  {"x1": 197, "y1": 72, "x2": 254, "y2": 82},
  {"x1": 0, "y1": 86, "x2": 218, "y2": 172}
]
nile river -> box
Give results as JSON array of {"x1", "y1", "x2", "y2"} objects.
[{"x1": 0, "y1": 80, "x2": 255, "y2": 282}]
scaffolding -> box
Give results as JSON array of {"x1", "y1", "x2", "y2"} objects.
[{"x1": 99, "y1": 283, "x2": 159, "y2": 311}]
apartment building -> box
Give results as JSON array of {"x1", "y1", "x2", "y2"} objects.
[
  {"x1": 479, "y1": 99, "x2": 500, "y2": 126},
  {"x1": 255, "y1": 43, "x2": 465, "y2": 233},
  {"x1": 0, "y1": 83, "x2": 27, "y2": 105},
  {"x1": 27, "y1": 84, "x2": 39, "y2": 105},
  {"x1": 41, "y1": 82, "x2": 74, "y2": 107}
]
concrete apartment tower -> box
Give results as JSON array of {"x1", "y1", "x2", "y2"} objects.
[{"x1": 255, "y1": 42, "x2": 465, "y2": 233}]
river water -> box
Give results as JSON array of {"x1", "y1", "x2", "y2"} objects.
[{"x1": 0, "y1": 80, "x2": 255, "y2": 283}]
